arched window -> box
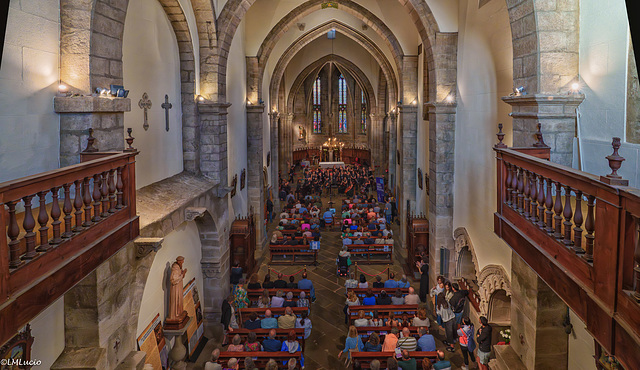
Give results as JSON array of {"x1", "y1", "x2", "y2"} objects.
[
  {"x1": 313, "y1": 77, "x2": 322, "y2": 133},
  {"x1": 361, "y1": 91, "x2": 367, "y2": 134},
  {"x1": 338, "y1": 74, "x2": 347, "y2": 133}
]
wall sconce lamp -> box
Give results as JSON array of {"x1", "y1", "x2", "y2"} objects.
[
  {"x1": 197, "y1": 95, "x2": 205, "y2": 102},
  {"x1": 569, "y1": 82, "x2": 581, "y2": 94},
  {"x1": 411, "y1": 99, "x2": 417, "y2": 105},
  {"x1": 445, "y1": 95, "x2": 454, "y2": 103},
  {"x1": 247, "y1": 100, "x2": 253, "y2": 105}
]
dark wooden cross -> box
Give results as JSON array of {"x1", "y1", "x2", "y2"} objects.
[
  {"x1": 161, "y1": 94, "x2": 173, "y2": 132},
  {"x1": 138, "y1": 93, "x2": 152, "y2": 131}
]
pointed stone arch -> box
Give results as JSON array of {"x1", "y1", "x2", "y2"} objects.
[{"x1": 453, "y1": 227, "x2": 480, "y2": 280}]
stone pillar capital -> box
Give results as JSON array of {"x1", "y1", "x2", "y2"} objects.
[
  {"x1": 246, "y1": 104, "x2": 265, "y2": 114},
  {"x1": 501, "y1": 93, "x2": 585, "y2": 119},
  {"x1": 268, "y1": 111, "x2": 280, "y2": 120},
  {"x1": 197, "y1": 101, "x2": 231, "y2": 115},
  {"x1": 425, "y1": 101, "x2": 457, "y2": 114},
  {"x1": 398, "y1": 104, "x2": 419, "y2": 113}
]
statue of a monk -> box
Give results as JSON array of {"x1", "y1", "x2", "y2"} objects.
[{"x1": 165, "y1": 256, "x2": 189, "y2": 329}]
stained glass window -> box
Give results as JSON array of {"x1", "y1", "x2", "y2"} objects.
[
  {"x1": 338, "y1": 75, "x2": 347, "y2": 133},
  {"x1": 361, "y1": 91, "x2": 367, "y2": 134},
  {"x1": 313, "y1": 77, "x2": 321, "y2": 133}
]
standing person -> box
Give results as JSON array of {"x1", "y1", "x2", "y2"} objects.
[
  {"x1": 436, "y1": 292, "x2": 456, "y2": 352},
  {"x1": 295, "y1": 311, "x2": 313, "y2": 339},
  {"x1": 385, "y1": 200, "x2": 392, "y2": 224},
  {"x1": 450, "y1": 283, "x2": 469, "y2": 324},
  {"x1": 476, "y1": 316, "x2": 492, "y2": 370},
  {"x1": 220, "y1": 294, "x2": 238, "y2": 345},
  {"x1": 337, "y1": 325, "x2": 364, "y2": 367},
  {"x1": 232, "y1": 279, "x2": 249, "y2": 309},
  {"x1": 417, "y1": 259, "x2": 429, "y2": 303},
  {"x1": 457, "y1": 317, "x2": 477, "y2": 370},
  {"x1": 267, "y1": 197, "x2": 274, "y2": 223},
  {"x1": 230, "y1": 261, "x2": 243, "y2": 285},
  {"x1": 297, "y1": 272, "x2": 316, "y2": 302}
]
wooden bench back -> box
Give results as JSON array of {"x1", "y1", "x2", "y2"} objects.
[
  {"x1": 239, "y1": 307, "x2": 309, "y2": 323},
  {"x1": 225, "y1": 328, "x2": 306, "y2": 350},
  {"x1": 218, "y1": 351, "x2": 302, "y2": 369},
  {"x1": 350, "y1": 351, "x2": 438, "y2": 369}
]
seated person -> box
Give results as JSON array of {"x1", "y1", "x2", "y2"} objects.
[
  {"x1": 362, "y1": 289, "x2": 377, "y2": 305},
  {"x1": 302, "y1": 229, "x2": 312, "y2": 238},
  {"x1": 244, "y1": 332, "x2": 263, "y2": 352},
  {"x1": 283, "y1": 292, "x2": 297, "y2": 308},
  {"x1": 404, "y1": 287, "x2": 421, "y2": 305},
  {"x1": 247, "y1": 274, "x2": 262, "y2": 290},
  {"x1": 391, "y1": 289, "x2": 405, "y2": 305},
  {"x1": 262, "y1": 275, "x2": 275, "y2": 289},
  {"x1": 353, "y1": 310, "x2": 370, "y2": 327},
  {"x1": 261, "y1": 310, "x2": 278, "y2": 329},
  {"x1": 287, "y1": 276, "x2": 298, "y2": 289},
  {"x1": 364, "y1": 332, "x2": 382, "y2": 352},
  {"x1": 397, "y1": 349, "x2": 417, "y2": 370},
  {"x1": 363, "y1": 235, "x2": 375, "y2": 245},
  {"x1": 297, "y1": 292, "x2": 310, "y2": 308},
  {"x1": 372, "y1": 275, "x2": 385, "y2": 288},
  {"x1": 376, "y1": 290, "x2": 392, "y2": 305},
  {"x1": 344, "y1": 273, "x2": 358, "y2": 291},
  {"x1": 397, "y1": 327, "x2": 417, "y2": 351},
  {"x1": 433, "y1": 350, "x2": 452, "y2": 370},
  {"x1": 271, "y1": 290, "x2": 285, "y2": 307},
  {"x1": 244, "y1": 312, "x2": 262, "y2": 330},
  {"x1": 294, "y1": 227, "x2": 303, "y2": 238},
  {"x1": 278, "y1": 306, "x2": 297, "y2": 329},
  {"x1": 417, "y1": 327, "x2": 436, "y2": 351},
  {"x1": 398, "y1": 275, "x2": 411, "y2": 288},
  {"x1": 227, "y1": 334, "x2": 244, "y2": 351},
  {"x1": 262, "y1": 329, "x2": 282, "y2": 352},
  {"x1": 274, "y1": 274, "x2": 288, "y2": 288},
  {"x1": 375, "y1": 235, "x2": 387, "y2": 244},
  {"x1": 384, "y1": 272, "x2": 399, "y2": 289},
  {"x1": 353, "y1": 236, "x2": 365, "y2": 245},
  {"x1": 342, "y1": 236, "x2": 353, "y2": 246}
]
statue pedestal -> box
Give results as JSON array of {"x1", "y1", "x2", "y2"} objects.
[
  {"x1": 164, "y1": 317, "x2": 193, "y2": 370},
  {"x1": 164, "y1": 311, "x2": 189, "y2": 330}
]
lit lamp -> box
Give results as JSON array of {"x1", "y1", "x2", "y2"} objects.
[
  {"x1": 570, "y1": 82, "x2": 581, "y2": 94},
  {"x1": 445, "y1": 95, "x2": 454, "y2": 103},
  {"x1": 196, "y1": 95, "x2": 205, "y2": 102}
]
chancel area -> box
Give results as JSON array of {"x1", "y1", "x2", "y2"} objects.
[{"x1": 1, "y1": 0, "x2": 640, "y2": 369}]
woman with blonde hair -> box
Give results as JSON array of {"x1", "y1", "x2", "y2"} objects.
[
  {"x1": 344, "y1": 290, "x2": 361, "y2": 324},
  {"x1": 337, "y1": 325, "x2": 364, "y2": 366}
]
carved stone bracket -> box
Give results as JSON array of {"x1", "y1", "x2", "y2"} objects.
[
  {"x1": 214, "y1": 185, "x2": 233, "y2": 198},
  {"x1": 477, "y1": 264, "x2": 512, "y2": 316},
  {"x1": 201, "y1": 260, "x2": 222, "y2": 278},
  {"x1": 185, "y1": 207, "x2": 207, "y2": 222},
  {"x1": 134, "y1": 237, "x2": 164, "y2": 259}
]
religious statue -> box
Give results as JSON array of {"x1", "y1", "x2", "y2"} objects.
[
  {"x1": 165, "y1": 256, "x2": 189, "y2": 330},
  {"x1": 298, "y1": 125, "x2": 306, "y2": 141}
]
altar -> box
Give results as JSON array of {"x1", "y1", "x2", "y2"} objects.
[{"x1": 319, "y1": 161, "x2": 345, "y2": 169}]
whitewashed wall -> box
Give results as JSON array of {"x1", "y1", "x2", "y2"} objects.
[
  {"x1": 123, "y1": 0, "x2": 183, "y2": 189},
  {"x1": 453, "y1": 0, "x2": 513, "y2": 273},
  {"x1": 29, "y1": 297, "x2": 64, "y2": 369},
  {"x1": 568, "y1": 309, "x2": 596, "y2": 370},
  {"x1": 227, "y1": 18, "x2": 248, "y2": 217},
  {"x1": 0, "y1": 0, "x2": 60, "y2": 183}
]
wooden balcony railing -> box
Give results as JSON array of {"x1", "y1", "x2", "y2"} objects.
[
  {"x1": 494, "y1": 137, "x2": 640, "y2": 369},
  {"x1": 0, "y1": 151, "x2": 139, "y2": 346}
]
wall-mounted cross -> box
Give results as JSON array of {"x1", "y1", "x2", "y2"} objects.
[
  {"x1": 161, "y1": 95, "x2": 173, "y2": 132},
  {"x1": 138, "y1": 93, "x2": 152, "y2": 131}
]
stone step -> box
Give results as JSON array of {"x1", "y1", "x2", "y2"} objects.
[{"x1": 492, "y1": 344, "x2": 527, "y2": 370}]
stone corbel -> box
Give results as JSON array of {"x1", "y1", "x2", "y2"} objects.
[
  {"x1": 214, "y1": 185, "x2": 233, "y2": 198},
  {"x1": 134, "y1": 237, "x2": 164, "y2": 259},
  {"x1": 185, "y1": 207, "x2": 208, "y2": 222},
  {"x1": 201, "y1": 260, "x2": 223, "y2": 278}
]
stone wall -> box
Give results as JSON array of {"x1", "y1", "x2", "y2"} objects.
[{"x1": 627, "y1": 41, "x2": 640, "y2": 144}]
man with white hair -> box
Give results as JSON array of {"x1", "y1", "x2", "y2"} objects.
[
  {"x1": 226, "y1": 357, "x2": 239, "y2": 370},
  {"x1": 278, "y1": 306, "x2": 297, "y2": 329},
  {"x1": 404, "y1": 287, "x2": 420, "y2": 304},
  {"x1": 261, "y1": 309, "x2": 278, "y2": 329}
]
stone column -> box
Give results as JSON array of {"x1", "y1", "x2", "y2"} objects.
[
  {"x1": 269, "y1": 111, "x2": 281, "y2": 211},
  {"x1": 55, "y1": 96, "x2": 130, "y2": 167},
  {"x1": 388, "y1": 111, "x2": 398, "y2": 191},
  {"x1": 281, "y1": 113, "x2": 294, "y2": 168},
  {"x1": 247, "y1": 104, "x2": 266, "y2": 249},
  {"x1": 427, "y1": 102, "x2": 456, "y2": 283},
  {"x1": 198, "y1": 101, "x2": 230, "y2": 184},
  {"x1": 509, "y1": 252, "x2": 569, "y2": 369},
  {"x1": 502, "y1": 95, "x2": 584, "y2": 166},
  {"x1": 399, "y1": 104, "x2": 418, "y2": 246}
]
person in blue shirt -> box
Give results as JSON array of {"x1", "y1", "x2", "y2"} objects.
[
  {"x1": 337, "y1": 326, "x2": 364, "y2": 365},
  {"x1": 243, "y1": 312, "x2": 261, "y2": 330},
  {"x1": 299, "y1": 206, "x2": 307, "y2": 214},
  {"x1": 416, "y1": 327, "x2": 437, "y2": 351},
  {"x1": 323, "y1": 209, "x2": 333, "y2": 227},
  {"x1": 397, "y1": 274, "x2": 411, "y2": 288},
  {"x1": 260, "y1": 310, "x2": 278, "y2": 329},
  {"x1": 262, "y1": 329, "x2": 282, "y2": 351},
  {"x1": 297, "y1": 272, "x2": 316, "y2": 302},
  {"x1": 433, "y1": 350, "x2": 452, "y2": 370},
  {"x1": 362, "y1": 289, "x2": 377, "y2": 305},
  {"x1": 384, "y1": 272, "x2": 399, "y2": 289},
  {"x1": 342, "y1": 237, "x2": 353, "y2": 246}
]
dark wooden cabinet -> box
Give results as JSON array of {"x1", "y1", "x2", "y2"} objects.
[
  {"x1": 230, "y1": 211, "x2": 257, "y2": 276},
  {"x1": 406, "y1": 212, "x2": 429, "y2": 278}
]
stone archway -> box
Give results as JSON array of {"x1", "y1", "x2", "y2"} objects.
[
  {"x1": 488, "y1": 289, "x2": 511, "y2": 325},
  {"x1": 250, "y1": 0, "x2": 405, "y2": 102},
  {"x1": 477, "y1": 264, "x2": 512, "y2": 317},
  {"x1": 454, "y1": 227, "x2": 480, "y2": 280}
]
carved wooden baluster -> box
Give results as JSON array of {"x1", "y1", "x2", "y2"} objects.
[
  {"x1": 530, "y1": 172, "x2": 538, "y2": 223},
  {"x1": 583, "y1": 195, "x2": 595, "y2": 263},
  {"x1": 22, "y1": 195, "x2": 37, "y2": 259},
  {"x1": 572, "y1": 191, "x2": 584, "y2": 253},
  {"x1": 82, "y1": 177, "x2": 93, "y2": 227},
  {"x1": 62, "y1": 183, "x2": 74, "y2": 238},
  {"x1": 553, "y1": 182, "x2": 564, "y2": 239},
  {"x1": 73, "y1": 180, "x2": 84, "y2": 231},
  {"x1": 505, "y1": 163, "x2": 512, "y2": 206},
  {"x1": 562, "y1": 185, "x2": 574, "y2": 246},
  {"x1": 511, "y1": 166, "x2": 519, "y2": 210},
  {"x1": 545, "y1": 178, "x2": 554, "y2": 233},
  {"x1": 100, "y1": 171, "x2": 110, "y2": 217},
  {"x1": 108, "y1": 168, "x2": 117, "y2": 213},
  {"x1": 537, "y1": 175, "x2": 546, "y2": 229},
  {"x1": 7, "y1": 201, "x2": 22, "y2": 268},
  {"x1": 50, "y1": 186, "x2": 62, "y2": 245},
  {"x1": 92, "y1": 173, "x2": 102, "y2": 222},
  {"x1": 517, "y1": 168, "x2": 524, "y2": 213},
  {"x1": 523, "y1": 170, "x2": 531, "y2": 219},
  {"x1": 116, "y1": 166, "x2": 124, "y2": 209},
  {"x1": 36, "y1": 191, "x2": 51, "y2": 252}
]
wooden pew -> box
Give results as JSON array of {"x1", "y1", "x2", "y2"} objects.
[
  {"x1": 269, "y1": 245, "x2": 318, "y2": 265},
  {"x1": 218, "y1": 351, "x2": 303, "y2": 369},
  {"x1": 346, "y1": 244, "x2": 393, "y2": 264},
  {"x1": 350, "y1": 351, "x2": 438, "y2": 369},
  {"x1": 347, "y1": 305, "x2": 420, "y2": 325},
  {"x1": 246, "y1": 289, "x2": 311, "y2": 303},
  {"x1": 239, "y1": 307, "x2": 309, "y2": 323},
  {"x1": 347, "y1": 288, "x2": 411, "y2": 299},
  {"x1": 225, "y1": 328, "x2": 306, "y2": 350}
]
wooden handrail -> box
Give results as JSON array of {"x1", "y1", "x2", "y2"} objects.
[{"x1": 494, "y1": 145, "x2": 640, "y2": 368}]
